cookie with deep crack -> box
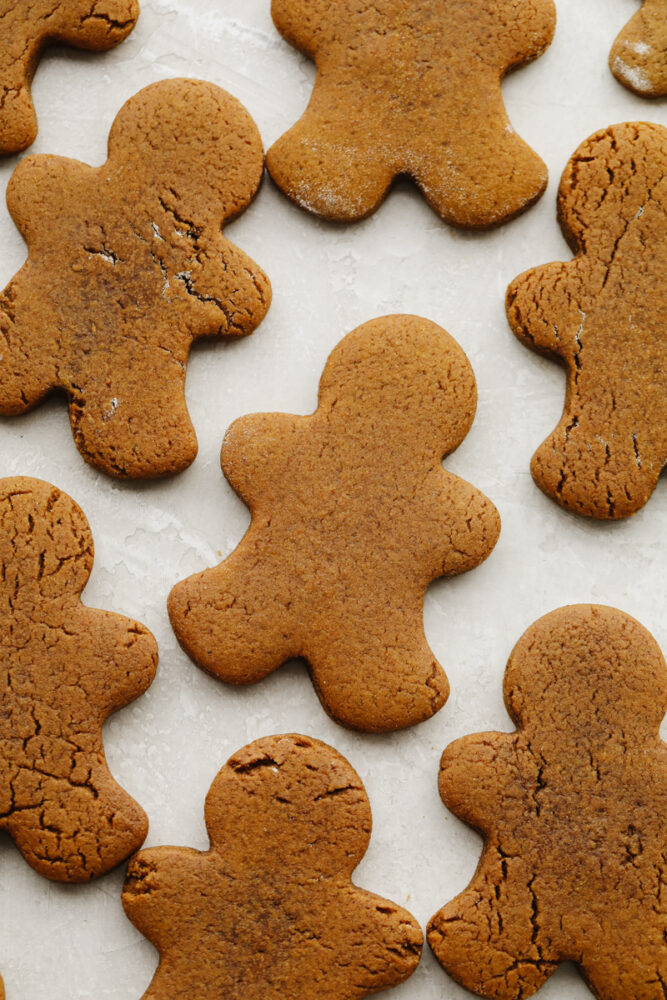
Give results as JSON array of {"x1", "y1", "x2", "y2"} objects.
[
  {"x1": 123, "y1": 733, "x2": 423, "y2": 1000},
  {"x1": 0, "y1": 476, "x2": 157, "y2": 889},
  {"x1": 506, "y1": 122, "x2": 667, "y2": 519},
  {"x1": 0, "y1": 78, "x2": 271, "y2": 478},
  {"x1": 266, "y1": 0, "x2": 556, "y2": 227},
  {"x1": 428, "y1": 605, "x2": 667, "y2": 1000},
  {"x1": 168, "y1": 315, "x2": 500, "y2": 733},
  {"x1": 0, "y1": 0, "x2": 139, "y2": 154},
  {"x1": 610, "y1": 0, "x2": 667, "y2": 98}
]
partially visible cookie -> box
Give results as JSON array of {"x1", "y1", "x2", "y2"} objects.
[
  {"x1": 428, "y1": 605, "x2": 667, "y2": 1000},
  {"x1": 0, "y1": 477, "x2": 157, "y2": 883},
  {"x1": 266, "y1": 0, "x2": 556, "y2": 227},
  {"x1": 507, "y1": 122, "x2": 667, "y2": 519},
  {"x1": 0, "y1": 0, "x2": 139, "y2": 154},
  {"x1": 0, "y1": 78, "x2": 271, "y2": 478},
  {"x1": 610, "y1": 0, "x2": 667, "y2": 97},
  {"x1": 168, "y1": 315, "x2": 500, "y2": 733},
  {"x1": 123, "y1": 734, "x2": 423, "y2": 1000}
]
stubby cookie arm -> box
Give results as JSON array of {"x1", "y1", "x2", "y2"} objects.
[
  {"x1": 49, "y1": 0, "x2": 139, "y2": 50},
  {"x1": 271, "y1": 0, "x2": 339, "y2": 58},
  {"x1": 418, "y1": 469, "x2": 500, "y2": 580},
  {"x1": 122, "y1": 846, "x2": 205, "y2": 946},
  {"x1": 486, "y1": 0, "x2": 556, "y2": 70},
  {"x1": 221, "y1": 411, "x2": 303, "y2": 505},
  {"x1": 439, "y1": 732, "x2": 518, "y2": 833},
  {"x1": 506, "y1": 261, "x2": 589, "y2": 358},
  {"x1": 337, "y1": 888, "x2": 424, "y2": 993}
]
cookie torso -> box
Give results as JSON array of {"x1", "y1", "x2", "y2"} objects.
[
  {"x1": 0, "y1": 0, "x2": 139, "y2": 154},
  {"x1": 428, "y1": 605, "x2": 667, "y2": 1000},
  {"x1": 123, "y1": 734, "x2": 423, "y2": 1000},
  {"x1": 610, "y1": 0, "x2": 667, "y2": 97},
  {"x1": 507, "y1": 122, "x2": 667, "y2": 518},
  {"x1": 267, "y1": 0, "x2": 555, "y2": 226},
  {"x1": 0, "y1": 477, "x2": 157, "y2": 883}
]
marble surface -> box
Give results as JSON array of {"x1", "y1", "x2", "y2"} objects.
[{"x1": 0, "y1": 0, "x2": 665, "y2": 997}]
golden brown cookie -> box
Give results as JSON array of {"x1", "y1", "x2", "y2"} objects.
[
  {"x1": 0, "y1": 0, "x2": 139, "y2": 154},
  {"x1": 0, "y1": 78, "x2": 271, "y2": 478},
  {"x1": 168, "y1": 315, "x2": 500, "y2": 733},
  {"x1": 428, "y1": 605, "x2": 667, "y2": 1000},
  {"x1": 610, "y1": 0, "x2": 667, "y2": 97},
  {"x1": 266, "y1": 0, "x2": 556, "y2": 227},
  {"x1": 123, "y1": 733, "x2": 423, "y2": 1000},
  {"x1": 0, "y1": 477, "x2": 157, "y2": 887},
  {"x1": 506, "y1": 122, "x2": 667, "y2": 519}
]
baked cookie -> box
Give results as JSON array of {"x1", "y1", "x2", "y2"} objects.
[
  {"x1": 0, "y1": 78, "x2": 271, "y2": 478},
  {"x1": 169, "y1": 315, "x2": 500, "y2": 733},
  {"x1": 506, "y1": 122, "x2": 667, "y2": 519},
  {"x1": 0, "y1": 477, "x2": 157, "y2": 885},
  {"x1": 428, "y1": 605, "x2": 667, "y2": 1000},
  {"x1": 610, "y1": 0, "x2": 667, "y2": 97},
  {"x1": 123, "y1": 734, "x2": 423, "y2": 1000},
  {"x1": 266, "y1": 0, "x2": 556, "y2": 227},
  {"x1": 0, "y1": 0, "x2": 139, "y2": 154}
]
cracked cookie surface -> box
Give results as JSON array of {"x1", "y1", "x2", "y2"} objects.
[
  {"x1": 168, "y1": 315, "x2": 500, "y2": 733},
  {"x1": 610, "y1": 0, "x2": 667, "y2": 97},
  {"x1": 428, "y1": 604, "x2": 667, "y2": 1000},
  {"x1": 0, "y1": 476, "x2": 157, "y2": 893},
  {"x1": 266, "y1": 0, "x2": 555, "y2": 227},
  {"x1": 122, "y1": 733, "x2": 423, "y2": 1000},
  {"x1": 0, "y1": 0, "x2": 139, "y2": 154},
  {"x1": 0, "y1": 78, "x2": 271, "y2": 478},
  {"x1": 506, "y1": 122, "x2": 667, "y2": 519}
]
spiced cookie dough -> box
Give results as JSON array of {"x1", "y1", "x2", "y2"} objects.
[
  {"x1": 266, "y1": 0, "x2": 556, "y2": 227},
  {"x1": 0, "y1": 0, "x2": 139, "y2": 154},
  {"x1": 506, "y1": 122, "x2": 667, "y2": 519},
  {"x1": 123, "y1": 734, "x2": 423, "y2": 1000},
  {"x1": 0, "y1": 78, "x2": 271, "y2": 478},
  {"x1": 428, "y1": 605, "x2": 667, "y2": 1000},
  {"x1": 0, "y1": 477, "x2": 157, "y2": 884},
  {"x1": 169, "y1": 315, "x2": 500, "y2": 733},
  {"x1": 610, "y1": 0, "x2": 667, "y2": 97}
]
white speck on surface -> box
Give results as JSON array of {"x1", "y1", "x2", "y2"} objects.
[{"x1": 612, "y1": 55, "x2": 652, "y2": 92}]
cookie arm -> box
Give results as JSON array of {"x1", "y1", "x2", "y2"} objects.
[
  {"x1": 439, "y1": 733, "x2": 517, "y2": 832},
  {"x1": 182, "y1": 238, "x2": 271, "y2": 341},
  {"x1": 49, "y1": 0, "x2": 139, "y2": 50},
  {"x1": 506, "y1": 261, "x2": 585, "y2": 358},
  {"x1": 122, "y1": 846, "x2": 205, "y2": 945},
  {"x1": 419, "y1": 469, "x2": 500, "y2": 579},
  {"x1": 271, "y1": 0, "x2": 335, "y2": 58},
  {"x1": 221, "y1": 411, "x2": 301, "y2": 505},
  {"x1": 488, "y1": 0, "x2": 556, "y2": 70}
]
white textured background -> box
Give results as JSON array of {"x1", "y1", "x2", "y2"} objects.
[{"x1": 0, "y1": 0, "x2": 666, "y2": 997}]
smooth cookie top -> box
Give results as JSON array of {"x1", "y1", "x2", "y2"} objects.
[
  {"x1": 267, "y1": 0, "x2": 556, "y2": 226},
  {"x1": 169, "y1": 315, "x2": 500, "y2": 733},
  {"x1": 610, "y1": 0, "x2": 667, "y2": 97},
  {"x1": 123, "y1": 734, "x2": 423, "y2": 1000},
  {"x1": 507, "y1": 122, "x2": 667, "y2": 519},
  {"x1": 428, "y1": 604, "x2": 667, "y2": 1000},
  {"x1": 0, "y1": 0, "x2": 139, "y2": 154},
  {"x1": 0, "y1": 78, "x2": 271, "y2": 478}
]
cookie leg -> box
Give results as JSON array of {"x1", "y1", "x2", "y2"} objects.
[{"x1": 583, "y1": 939, "x2": 667, "y2": 1000}]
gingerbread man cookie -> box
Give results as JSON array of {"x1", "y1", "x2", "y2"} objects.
[
  {"x1": 0, "y1": 0, "x2": 139, "y2": 154},
  {"x1": 169, "y1": 316, "x2": 500, "y2": 733},
  {"x1": 428, "y1": 605, "x2": 667, "y2": 1000},
  {"x1": 0, "y1": 477, "x2": 157, "y2": 891},
  {"x1": 507, "y1": 122, "x2": 667, "y2": 519},
  {"x1": 0, "y1": 78, "x2": 270, "y2": 478},
  {"x1": 123, "y1": 734, "x2": 423, "y2": 1000},
  {"x1": 610, "y1": 0, "x2": 667, "y2": 97},
  {"x1": 266, "y1": 0, "x2": 556, "y2": 227}
]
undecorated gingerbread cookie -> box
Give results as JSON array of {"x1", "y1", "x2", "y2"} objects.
[
  {"x1": 123, "y1": 734, "x2": 423, "y2": 1000},
  {"x1": 507, "y1": 122, "x2": 667, "y2": 519},
  {"x1": 0, "y1": 0, "x2": 139, "y2": 154},
  {"x1": 428, "y1": 605, "x2": 667, "y2": 1000},
  {"x1": 610, "y1": 0, "x2": 667, "y2": 97},
  {"x1": 169, "y1": 315, "x2": 500, "y2": 732},
  {"x1": 0, "y1": 477, "x2": 157, "y2": 896},
  {"x1": 0, "y1": 78, "x2": 271, "y2": 478},
  {"x1": 266, "y1": 0, "x2": 556, "y2": 227}
]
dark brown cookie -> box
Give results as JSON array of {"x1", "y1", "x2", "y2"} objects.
[
  {"x1": 0, "y1": 477, "x2": 157, "y2": 890},
  {"x1": 0, "y1": 0, "x2": 139, "y2": 154},
  {"x1": 0, "y1": 78, "x2": 271, "y2": 478},
  {"x1": 266, "y1": 0, "x2": 556, "y2": 227},
  {"x1": 506, "y1": 122, "x2": 667, "y2": 519},
  {"x1": 428, "y1": 604, "x2": 667, "y2": 1000},
  {"x1": 122, "y1": 734, "x2": 423, "y2": 1000},
  {"x1": 610, "y1": 0, "x2": 667, "y2": 97},
  {"x1": 168, "y1": 315, "x2": 500, "y2": 733}
]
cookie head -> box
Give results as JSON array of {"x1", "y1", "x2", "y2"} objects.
[
  {"x1": 318, "y1": 315, "x2": 477, "y2": 459},
  {"x1": 504, "y1": 605, "x2": 667, "y2": 741},
  {"x1": 205, "y1": 735, "x2": 371, "y2": 875}
]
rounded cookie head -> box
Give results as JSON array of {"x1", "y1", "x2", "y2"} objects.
[{"x1": 504, "y1": 605, "x2": 667, "y2": 742}]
